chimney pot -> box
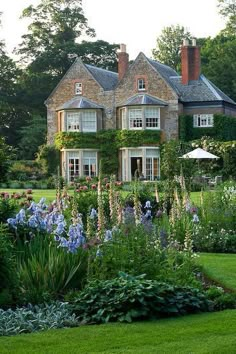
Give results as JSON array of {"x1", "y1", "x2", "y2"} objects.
[
  {"x1": 183, "y1": 39, "x2": 189, "y2": 46},
  {"x1": 120, "y1": 43, "x2": 126, "y2": 53}
]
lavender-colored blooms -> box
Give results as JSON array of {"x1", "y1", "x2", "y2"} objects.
[
  {"x1": 104, "y1": 229, "x2": 112, "y2": 242},
  {"x1": 90, "y1": 208, "x2": 97, "y2": 219}
]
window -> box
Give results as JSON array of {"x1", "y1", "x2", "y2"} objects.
[
  {"x1": 81, "y1": 111, "x2": 96, "y2": 132},
  {"x1": 68, "y1": 152, "x2": 80, "y2": 181},
  {"x1": 66, "y1": 111, "x2": 97, "y2": 132},
  {"x1": 75, "y1": 82, "x2": 82, "y2": 95},
  {"x1": 83, "y1": 151, "x2": 97, "y2": 177},
  {"x1": 123, "y1": 107, "x2": 161, "y2": 130},
  {"x1": 129, "y1": 109, "x2": 142, "y2": 129},
  {"x1": 145, "y1": 107, "x2": 160, "y2": 129},
  {"x1": 146, "y1": 158, "x2": 159, "y2": 180},
  {"x1": 67, "y1": 112, "x2": 80, "y2": 131},
  {"x1": 137, "y1": 78, "x2": 146, "y2": 91},
  {"x1": 193, "y1": 114, "x2": 214, "y2": 127}
]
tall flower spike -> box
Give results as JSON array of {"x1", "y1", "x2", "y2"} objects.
[{"x1": 97, "y1": 160, "x2": 105, "y2": 239}]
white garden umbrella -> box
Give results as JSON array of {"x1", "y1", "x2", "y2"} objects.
[
  {"x1": 180, "y1": 147, "x2": 219, "y2": 160},
  {"x1": 179, "y1": 147, "x2": 219, "y2": 176}
]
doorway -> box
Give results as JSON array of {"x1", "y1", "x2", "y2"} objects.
[{"x1": 131, "y1": 157, "x2": 142, "y2": 178}]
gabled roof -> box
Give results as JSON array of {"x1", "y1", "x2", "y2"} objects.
[
  {"x1": 169, "y1": 74, "x2": 236, "y2": 104},
  {"x1": 119, "y1": 93, "x2": 168, "y2": 107},
  {"x1": 147, "y1": 58, "x2": 179, "y2": 92},
  {"x1": 85, "y1": 64, "x2": 118, "y2": 91},
  {"x1": 57, "y1": 96, "x2": 103, "y2": 111}
]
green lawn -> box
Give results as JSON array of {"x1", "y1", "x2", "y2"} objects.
[
  {"x1": 0, "y1": 188, "x2": 202, "y2": 205},
  {"x1": 0, "y1": 310, "x2": 236, "y2": 353},
  {"x1": 197, "y1": 253, "x2": 236, "y2": 291}
]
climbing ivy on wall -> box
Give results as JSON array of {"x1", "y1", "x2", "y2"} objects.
[
  {"x1": 179, "y1": 114, "x2": 236, "y2": 141},
  {"x1": 55, "y1": 129, "x2": 161, "y2": 175}
]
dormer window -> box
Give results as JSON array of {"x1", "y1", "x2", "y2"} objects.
[
  {"x1": 75, "y1": 82, "x2": 82, "y2": 95},
  {"x1": 137, "y1": 78, "x2": 146, "y2": 91}
]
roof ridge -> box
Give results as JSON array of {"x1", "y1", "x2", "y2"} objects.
[
  {"x1": 200, "y1": 74, "x2": 222, "y2": 100},
  {"x1": 85, "y1": 64, "x2": 118, "y2": 76}
]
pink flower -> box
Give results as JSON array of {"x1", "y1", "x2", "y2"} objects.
[
  {"x1": 91, "y1": 184, "x2": 97, "y2": 190},
  {"x1": 26, "y1": 189, "x2": 32, "y2": 194},
  {"x1": 106, "y1": 183, "x2": 110, "y2": 189},
  {"x1": 86, "y1": 176, "x2": 92, "y2": 182},
  {"x1": 83, "y1": 185, "x2": 88, "y2": 191}
]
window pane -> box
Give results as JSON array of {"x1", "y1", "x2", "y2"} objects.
[
  {"x1": 69, "y1": 158, "x2": 79, "y2": 181},
  {"x1": 67, "y1": 113, "x2": 80, "y2": 131},
  {"x1": 82, "y1": 111, "x2": 96, "y2": 132},
  {"x1": 129, "y1": 109, "x2": 142, "y2": 129},
  {"x1": 145, "y1": 108, "x2": 160, "y2": 128}
]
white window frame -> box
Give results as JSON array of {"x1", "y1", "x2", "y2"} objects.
[
  {"x1": 65, "y1": 150, "x2": 98, "y2": 182},
  {"x1": 129, "y1": 108, "x2": 143, "y2": 130},
  {"x1": 66, "y1": 110, "x2": 97, "y2": 132},
  {"x1": 123, "y1": 106, "x2": 161, "y2": 130},
  {"x1": 137, "y1": 78, "x2": 146, "y2": 91},
  {"x1": 75, "y1": 82, "x2": 82, "y2": 95},
  {"x1": 193, "y1": 114, "x2": 214, "y2": 127},
  {"x1": 120, "y1": 147, "x2": 160, "y2": 181},
  {"x1": 67, "y1": 112, "x2": 80, "y2": 131},
  {"x1": 81, "y1": 111, "x2": 97, "y2": 132},
  {"x1": 145, "y1": 107, "x2": 160, "y2": 129}
]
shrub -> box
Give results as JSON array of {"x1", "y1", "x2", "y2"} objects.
[
  {"x1": 0, "y1": 302, "x2": 78, "y2": 336},
  {"x1": 206, "y1": 286, "x2": 236, "y2": 311},
  {"x1": 0, "y1": 224, "x2": 18, "y2": 306},
  {"x1": 16, "y1": 236, "x2": 88, "y2": 304},
  {"x1": 69, "y1": 273, "x2": 211, "y2": 324},
  {"x1": 0, "y1": 195, "x2": 18, "y2": 223}
]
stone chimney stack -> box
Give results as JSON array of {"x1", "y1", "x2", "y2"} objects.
[
  {"x1": 181, "y1": 38, "x2": 201, "y2": 85},
  {"x1": 118, "y1": 44, "x2": 129, "y2": 80}
]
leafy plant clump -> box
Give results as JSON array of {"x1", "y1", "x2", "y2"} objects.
[
  {"x1": 70, "y1": 273, "x2": 211, "y2": 324},
  {"x1": 0, "y1": 302, "x2": 78, "y2": 337}
]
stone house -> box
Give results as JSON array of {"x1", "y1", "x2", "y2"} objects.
[{"x1": 45, "y1": 40, "x2": 236, "y2": 182}]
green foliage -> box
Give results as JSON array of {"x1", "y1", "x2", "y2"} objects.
[
  {"x1": 55, "y1": 130, "x2": 161, "y2": 175},
  {"x1": 201, "y1": 34, "x2": 236, "y2": 101},
  {"x1": 0, "y1": 137, "x2": 14, "y2": 182},
  {"x1": 152, "y1": 25, "x2": 192, "y2": 72},
  {"x1": 217, "y1": 0, "x2": 236, "y2": 34},
  {"x1": 16, "y1": 235, "x2": 88, "y2": 304},
  {"x1": 179, "y1": 114, "x2": 236, "y2": 141},
  {"x1": 36, "y1": 144, "x2": 60, "y2": 176},
  {"x1": 0, "y1": 224, "x2": 18, "y2": 305},
  {"x1": 0, "y1": 302, "x2": 77, "y2": 336},
  {"x1": 8, "y1": 160, "x2": 45, "y2": 181},
  {"x1": 70, "y1": 273, "x2": 210, "y2": 324},
  {"x1": 0, "y1": 197, "x2": 18, "y2": 223},
  {"x1": 88, "y1": 223, "x2": 197, "y2": 287},
  {"x1": 206, "y1": 286, "x2": 236, "y2": 311},
  {"x1": 17, "y1": 114, "x2": 47, "y2": 160}
]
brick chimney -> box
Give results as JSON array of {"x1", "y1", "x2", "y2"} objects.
[
  {"x1": 118, "y1": 44, "x2": 129, "y2": 80},
  {"x1": 181, "y1": 39, "x2": 201, "y2": 85}
]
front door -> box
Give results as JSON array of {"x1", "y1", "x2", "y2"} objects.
[{"x1": 131, "y1": 157, "x2": 142, "y2": 179}]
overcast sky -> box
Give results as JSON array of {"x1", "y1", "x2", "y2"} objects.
[{"x1": 1, "y1": 0, "x2": 225, "y2": 59}]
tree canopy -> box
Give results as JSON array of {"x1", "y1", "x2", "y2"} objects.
[{"x1": 152, "y1": 25, "x2": 192, "y2": 72}]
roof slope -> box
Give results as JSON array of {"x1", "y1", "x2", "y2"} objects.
[
  {"x1": 57, "y1": 96, "x2": 103, "y2": 110},
  {"x1": 169, "y1": 74, "x2": 236, "y2": 104},
  {"x1": 85, "y1": 64, "x2": 118, "y2": 91},
  {"x1": 120, "y1": 93, "x2": 168, "y2": 106}
]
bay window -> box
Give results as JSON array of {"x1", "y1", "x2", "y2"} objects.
[
  {"x1": 123, "y1": 106, "x2": 160, "y2": 130},
  {"x1": 66, "y1": 110, "x2": 97, "y2": 132}
]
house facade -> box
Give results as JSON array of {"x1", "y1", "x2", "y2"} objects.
[{"x1": 45, "y1": 40, "x2": 236, "y2": 182}]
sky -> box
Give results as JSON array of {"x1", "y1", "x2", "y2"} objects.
[{"x1": 0, "y1": 0, "x2": 226, "y2": 60}]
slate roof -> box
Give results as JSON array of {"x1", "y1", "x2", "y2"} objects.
[
  {"x1": 146, "y1": 56, "x2": 235, "y2": 105},
  {"x1": 85, "y1": 64, "x2": 118, "y2": 91},
  {"x1": 57, "y1": 96, "x2": 103, "y2": 111},
  {"x1": 169, "y1": 74, "x2": 236, "y2": 104},
  {"x1": 120, "y1": 93, "x2": 168, "y2": 107}
]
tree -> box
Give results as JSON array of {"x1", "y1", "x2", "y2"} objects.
[
  {"x1": 0, "y1": 137, "x2": 14, "y2": 181},
  {"x1": 17, "y1": 115, "x2": 47, "y2": 160},
  {"x1": 152, "y1": 25, "x2": 192, "y2": 72},
  {"x1": 200, "y1": 34, "x2": 236, "y2": 101},
  {"x1": 218, "y1": 0, "x2": 236, "y2": 33}
]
